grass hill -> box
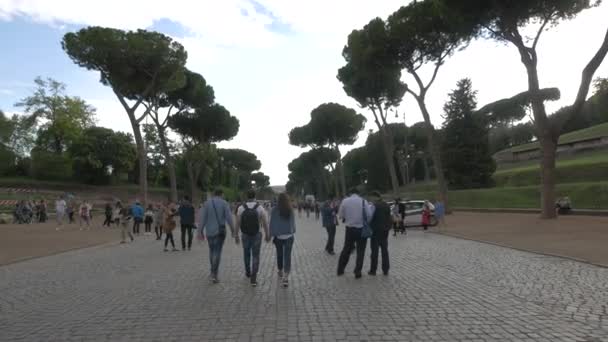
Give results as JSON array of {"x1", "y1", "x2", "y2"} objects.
[
  {"x1": 506, "y1": 122, "x2": 608, "y2": 153},
  {"x1": 399, "y1": 124, "x2": 608, "y2": 210}
]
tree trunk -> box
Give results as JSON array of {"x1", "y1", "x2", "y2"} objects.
[
  {"x1": 186, "y1": 161, "x2": 199, "y2": 207},
  {"x1": 397, "y1": 151, "x2": 407, "y2": 186},
  {"x1": 423, "y1": 155, "x2": 431, "y2": 182},
  {"x1": 335, "y1": 146, "x2": 347, "y2": 196},
  {"x1": 379, "y1": 126, "x2": 400, "y2": 197},
  {"x1": 127, "y1": 113, "x2": 148, "y2": 206},
  {"x1": 329, "y1": 165, "x2": 341, "y2": 198},
  {"x1": 157, "y1": 126, "x2": 178, "y2": 202},
  {"x1": 517, "y1": 48, "x2": 556, "y2": 218},
  {"x1": 417, "y1": 100, "x2": 448, "y2": 212},
  {"x1": 539, "y1": 135, "x2": 558, "y2": 218}
]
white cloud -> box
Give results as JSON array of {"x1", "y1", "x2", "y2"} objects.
[
  {"x1": 0, "y1": 88, "x2": 15, "y2": 95},
  {"x1": 1, "y1": 0, "x2": 607, "y2": 185}
]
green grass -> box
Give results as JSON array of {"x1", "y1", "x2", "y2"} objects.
[
  {"x1": 407, "y1": 182, "x2": 608, "y2": 210},
  {"x1": 508, "y1": 122, "x2": 608, "y2": 153},
  {"x1": 496, "y1": 149, "x2": 608, "y2": 171},
  {"x1": 493, "y1": 153, "x2": 608, "y2": 187}
]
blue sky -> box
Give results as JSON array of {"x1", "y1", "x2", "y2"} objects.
[{"x1": 1, "y1": 0, "x2": 607, "y2": 185}]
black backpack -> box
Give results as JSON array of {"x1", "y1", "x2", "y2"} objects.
[{"x1": 240, "y1": 203, "x2": 260, "y2": 235}]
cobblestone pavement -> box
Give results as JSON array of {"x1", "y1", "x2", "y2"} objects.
[{"x1": 1, "y1": 217, "x2": 607, "y2": 342}]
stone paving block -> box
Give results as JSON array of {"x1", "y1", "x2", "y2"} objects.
[{"x1": 0, "y1": 217, "x2": 607, "y2": 341}]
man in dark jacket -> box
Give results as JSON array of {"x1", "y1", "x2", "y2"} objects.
[
  {"x1": 369, "y1": 191, "x2": 391, "y2": 276},
  {"x1": 320, "y1": 200, "x2": 337, "y2": 255},
  {"x1": 178, "y1": 196, "x2": 196, "y2": 251}
]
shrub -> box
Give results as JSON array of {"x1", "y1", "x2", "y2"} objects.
[{"x1": 30, "y1": 149, "x2": 73, "y2": 181}]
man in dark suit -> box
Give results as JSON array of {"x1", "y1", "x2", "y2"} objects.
[{"x1": 369, "y1": 191, "x2": 392, "y2": 276}]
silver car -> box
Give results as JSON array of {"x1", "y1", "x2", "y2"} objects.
[{"x1": 388, "y1": 200, "x2": 437, "y2": 227}]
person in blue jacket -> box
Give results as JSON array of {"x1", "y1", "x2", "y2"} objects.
[
  {"x1": 131, "y1": 201, "x2": 144, "y2": 235},
  {"x1": 269, "y1": 193, "x2": 296, "y2": 288}
]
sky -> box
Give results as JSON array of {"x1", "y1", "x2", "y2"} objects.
[{"x1": 1, "y1": 0, "x2": 607, "y2": 186}]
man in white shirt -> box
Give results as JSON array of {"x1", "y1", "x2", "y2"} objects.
[
  {"x1": 55, "y1": 196, "x2": 67, "y2": 230},
  {"x1": 235, "y1": 190, "x2": 270, "y2": 287},
  {"x1": 337, "y1": 188, "x2": 373, "y2": 279}
]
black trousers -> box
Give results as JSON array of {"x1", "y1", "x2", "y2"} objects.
[
  {"x1": 181, "y1": 224, "x2": 194, "y2": 249},
  {"x1": 103, "y1": 214, "x2": 112, "y2": 227},
  {"x1": 325, "y1": 225, "x2": 336, "y2": 253},
  {"x1": 155, "y1": 225, "x2": 162, "y2": 239},
  {"x1": 337, "y1": 227, "x2": 367, "y2": 275},
  {"x1": 370, "y1": 230, "x2": 390, "y2": 274},
  {"x1": 132, "y1": 218, "x2": 141, "y2": 234},
  {"x1": 165, "y1": 232, "x2": 175, "y2": 248}
]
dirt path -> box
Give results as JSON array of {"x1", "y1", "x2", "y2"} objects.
[
  {"x1": 438, "y1": 212, "x2": 608, "y2": 266},
  {"x1": 0, "y1": 217, "x2": 122, "y2": 265}
]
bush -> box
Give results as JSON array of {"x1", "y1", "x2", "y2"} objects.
[
  {"x1": 0, "y1": 146, "x2": 16, "y2": 176},
  {"x1": 30, "y1": 149, "x2": 73, "y2": 181}
]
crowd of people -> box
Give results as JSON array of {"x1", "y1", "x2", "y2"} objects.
[
  {"x1": 13, "y1": 199, "x2": 48, "y2": 224},
  {"x1": 17, "y1": 188, "x2": 446, "y2": 287}
]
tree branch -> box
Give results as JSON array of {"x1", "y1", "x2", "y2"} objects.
[
  {"x1": 425, "y1": 59, "x2": 443, "y2": 92},
  {"x1": 135, "y1": 106, "x2": 151, "y2": 124},
  {"x1": 132, "y1": 71, "x2": 159, "y2": 112},
  {"x1": 369, "y1": 105, "x2": 383, "y2": 131},
  {"x1": 532, "y1": 15, "x2": 551, "y2": 51},
  {"x1": 555, "y1": 26, "x2": 608, "y2": 131},
  {"x1": 475, "y1": 88, "x2": 561, "y2": 116},
  {"x1": 405, "y1": 87, "x2": 420, "y2": 100}
]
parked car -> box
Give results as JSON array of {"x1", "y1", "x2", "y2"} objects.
[{"x1": 387, "y1": 200, "x2": 438, "y2": 227}]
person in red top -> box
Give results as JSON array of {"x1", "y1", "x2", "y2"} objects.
[{"x1": 421, "y1": 201, "x2": 431, "y2": 231}]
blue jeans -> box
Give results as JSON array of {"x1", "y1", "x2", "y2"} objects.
[
  {"x1": 273, "y1": 236, "x2": 294, "y2": 274},
  {"x1": 241, "y1": 232, "x2": 262, "y2": 276},
  {"x1": 207, "y1": 234, "x2": 225, "y2": 277}
]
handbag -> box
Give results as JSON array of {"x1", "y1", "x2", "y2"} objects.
[
  {"x1": 211, "y1": 199, "x2": 226, "y2": 237},
  {"x1": 361, "y1": 199, "x2": 373, "y2": 239}
]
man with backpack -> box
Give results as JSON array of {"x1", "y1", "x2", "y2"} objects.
[
  {"x1": 368, "y1": 191, "x2": 392, "y2": 276},
  {"x1": 236, "y1": 190, "x2": 270, "y2": 287}
]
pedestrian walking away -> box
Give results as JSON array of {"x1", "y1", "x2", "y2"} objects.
[
  {"x1": 79, "y1": 201, "x2": 92, "y2": 230},
  {"x1": 163, "y1": 204, "x2": 178, "y2": 252},
  {"x1": 154, "y1": 203, "x2": 164, "y2": 240},
  {"x1": 178, "y1": 196, "x2": 195, "y2": 250},
  {"x1": 131, "y1": 201, "x2": 144, "y2": 235},
  {"x1": 67, "y1": 203, "x2": 75, "y2": 224},
  {"x1": 103, "y1": 203, "x2": 113, "y2": 227},
  {"x1": 236, "y1": 189, "x2": 270, "y2": 287},
  {"x1": 119, "y1": 206, "x2": 134, "y2": 243},
  {"x1": 199, "y1": 189, "x2": 236, "y2": 283},
  {"x1": 368, "y1": 191, "x2": 391, "y2": 276},
  {"x1": 270, "y1": 193, "x2": 296, "y2": 288},
  {"x1": 112, "y1": 202, "x2": 122, "y2": 228},
  {"x1": 337, "y1": 188, "x2": 373, "y2": 279},
  {"x1": 320, "y1": 200, "x2": 337, "y2": 255},
  {"x1": 55, "y1": 196, "x2": 66, "y2": 230},
  {"x1": 38, "y1": 199, "x2": 47, "y2": 223},
  {"x1": 144, "y1": 204, "x2": 154, "y2": 234}
]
